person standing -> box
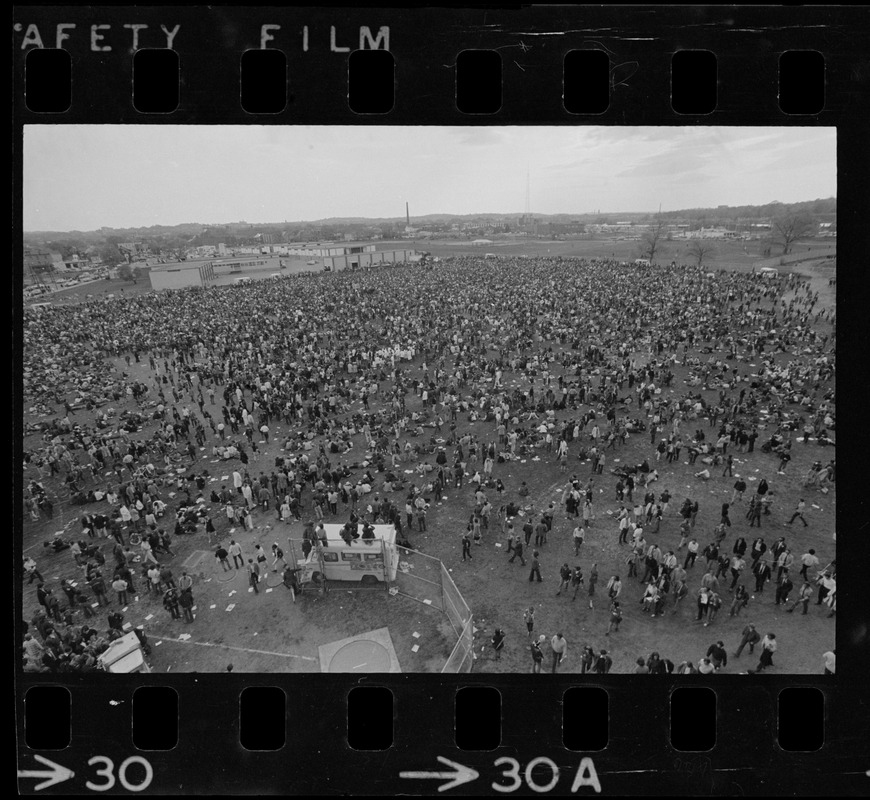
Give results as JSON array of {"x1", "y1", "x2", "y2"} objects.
[
  {"x1": 178, "y1": 589, "x2": 194, "y2": 623},
  {"x1": 528, "y1": 550, "x2": 542, "y2": 583},
  {"x1": 606, "y1": 601, "x2": 622, "y2": 636},
  {"x1": 215, "y1": 544, "x2": 231, "y2": 571},
  {"x1": 753, "y1": 557, "x2": 772, "y2": 594},
  {"x1": 111, "y1": 575, "x2": 129, "y2": 606},
  {"x1": 491, "y1": 628, "x2": 505, "y2": 660},
  {"x1": 228, "y1": 540, "x2": 244, "y2": 569},
  {"x1": 23, "y1": 557, "x2": 44, "y2": 585},
  {"x1": 593, "y1": 649, "x2": 613, "y2": 674},
  {"x1": 162, "y1": 587, "x2": 181, "y2": 620},
  {"x1": 556, "y1": 563, "x2": 571, "y2": 596},
  {"x1": 247, "y1": 559, "x2": 260, "y2": 593},
  {"x1": 587, "y1": 563, "x2": 599, "y2": 609},
  {"x1": 178, "y1": 571, "x2": 194, "y2": 595},
  {"x1": 706, "y1": 640, "x2": 728, "y2": 670},
  {"x1": 775, "y1": 569, "x2": 794, "y2": 606},
  {"x1": 523, "y1": 606, "x2": 536, "y2": 639},
  {"x1": 816, "y1": 572, "x2": 836, "y2": 606},
  {"x1": 799, "y1": 549, "x2": 819, "y2": 581},
  {"x1": 572, "y1": 523, "x2": 585, "y2": 556},
  {"x1": 530, "y1": 635, "x2": 545, "y2": 674},
  {"x1": 550, "y1": 633, "x2": 567, "y2": 673}
]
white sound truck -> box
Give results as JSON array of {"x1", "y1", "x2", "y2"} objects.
[{"x1": 292, "y1": 524, "x2": 401, "y2": 587}]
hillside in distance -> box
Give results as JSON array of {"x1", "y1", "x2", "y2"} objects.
[{"x1": 25, "y1": 197, "x2": 835, "y2": 240}]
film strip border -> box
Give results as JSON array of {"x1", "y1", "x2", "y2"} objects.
[
  {"x1": 18, "y1": 679, "x2": 870, "y2": 794},
  {"x1": 13, "y1": 4, "x2": 870, "y2": 796},
  {"x1": 12, "y1": 6, "x2": 870, "y2": 122}
]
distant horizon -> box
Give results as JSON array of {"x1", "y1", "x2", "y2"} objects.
[
  {"x1": 23, "y1": 196, "x2": 838, "y2": 237},
  {"x1": 24, "y1": 126, "x2": 836, "y2": 232}
]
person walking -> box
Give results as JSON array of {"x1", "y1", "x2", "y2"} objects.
[
  {"x1": 509, "y1": 538, "x2": 526, "y2": 566},
  {"x1": 528, "y1": 550, "x2": 543, "y2": 583},
  {"x1": 556, "y1": 563, "x2": 571, "y2": 596},
  {"x1": 570, "y1": 566, "x2": 585, "y2": 600},
  {"x1": 550, "y1": 632, "x2": 567, "y2": 673},
  {"x1": 271, "y1": 543, "x2": 286, "y2": 572},
  {"x1": 752, "y1": 633, "x2": 777, "y2": 673},
  {"x1": 734, "y1": 623, "x2": 761, "y2": 658},
  {"x1": 788, "y1": 499, "x2": 808, "y2": 527},
  {"x1": 787, "y1": 581, "x2": 813, "y2": 614},
  {"x1": 247, "y1": 559, "x2": 260, "y2": 593},
  {"x1": 729, "y1": 555, "x2": 746, "y2": 591},
  {"x1": 729, "y1": 584, "x2": 749, "y2": 617},
  {"x1": 461, "y1": 531, "x2": 473, "y2": 562}
]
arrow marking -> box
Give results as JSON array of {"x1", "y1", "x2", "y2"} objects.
[
  {"x1": 400, "y1": 755, "x2": 479, "y2": 792},
  {"x1": 18, "y1": 754, "x2": 75, "y2": 791}
]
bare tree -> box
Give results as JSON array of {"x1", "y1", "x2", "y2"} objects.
[
  {"x1": 772, "y1": 214, "x2": 814, "y2": 255},
  {"x1": 639, "y1": 216, "x2": 667, "y2": 262},
  {"x1": 687, "y1": 240, "x2": 717, "y2": 269}
]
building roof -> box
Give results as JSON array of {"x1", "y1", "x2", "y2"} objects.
[{"x1": 149, "y1": 260, "x2": 211, "y2": 272}]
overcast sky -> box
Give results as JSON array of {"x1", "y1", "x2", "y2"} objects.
[{"x1": 23, "y1": 126, "x2": 835, "y2": 231}]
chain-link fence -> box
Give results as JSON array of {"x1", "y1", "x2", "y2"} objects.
[
  {"x1": 390, "y1": 545, "x2": 473, "y2": 673},
  {"x1": 443, "y1": 617, "x2": 474, "y2": 673},
  {"x1": 392, "y1": 545, "x2": 444, "y2": 608}
]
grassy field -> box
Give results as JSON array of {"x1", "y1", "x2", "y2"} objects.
[
  {"x1": 21, "y1": 249, "x2": 836, "y2": 674},
  {"x1": 405, "y1": 236, "x2": 835, "y2": 274}
]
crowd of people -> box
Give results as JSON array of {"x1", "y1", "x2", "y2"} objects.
[{"x1": 21, "y1": 256, "x2": 836, "y2": 672}]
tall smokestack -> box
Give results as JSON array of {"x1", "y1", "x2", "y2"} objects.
[{"x1": 406, "y1": 202, "x2": 410, "y2": 227}]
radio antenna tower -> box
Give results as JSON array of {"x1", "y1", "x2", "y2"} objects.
[{"x1": 525, "y1": 167, "x2": 531, "y2": 216}]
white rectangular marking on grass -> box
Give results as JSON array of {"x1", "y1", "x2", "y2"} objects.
[
  {"x1": 144, "y1": 614, "x2": 154, "y2": 621},
  {"x1": 411, "y1": 644, "x2": 420, "y2": 653}
]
